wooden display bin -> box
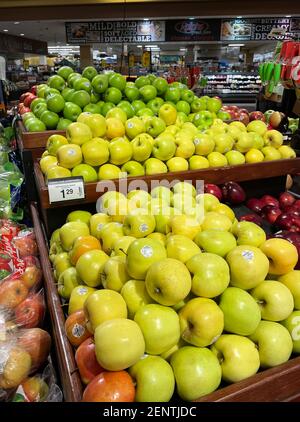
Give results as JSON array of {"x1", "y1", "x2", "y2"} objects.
[
  {"x1": 34, "y1": 158, "x2": 300, "y2": 234},
  {"x1": 31, "y1": 201, "x2": 300, "y2": 402}
]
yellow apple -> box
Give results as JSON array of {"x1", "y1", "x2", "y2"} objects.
[
  {"x1": 40, "y1": 155, "x2": 57, "y2": 174},
  {"x1": 167, "y1": 157, "x2": 189, "y2": 172},
  {"x1": 76, "y1": 249, "x2": 109, "y2": 287},
  {"x1": 166, "y1": 234, "x2": 201, "y2": 263},
  {"x1": 201, "y1": 212, "x2": 232, "y2": 231},
  {"x1": 245, "y1": 148, "x2": 264, "y2": 163},
  {"x1": 169, "y1": 215, "x2": 201, "y2": 239},
  {"x1": 121, "y1": 279, "x2": 153, "y2": 319},
  {"x1": 260, "y1": 238, "x2": 298, "y2": 275},
  {"x1": 68, "y1": 285, "x2": 96, "y2": 315}
]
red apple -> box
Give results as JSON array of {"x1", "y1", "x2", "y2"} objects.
[
  {"x1": 246, "y1": 198, "x2": 263, "y2": 214},
  {"x1": 18, "y1": 328, "x2": 51, "y2": 372},
  {"x1": 269, "y1": 111, "x2": 283, "y2": 129},
  {"x1": 238, "y1": 112, "x2": 250, "y2": 125},
  {"x1": 239, "y1": 213, "x2": 264, "y2": 226},
  {"x1": 261, "y1": 205, "x2": 282, "y2": 224},
  {"x1": 20, "y1": 106, "x2": 31, "y2": 115},
  {"x1": 75, "y1": 338, "x2": 104, "y2": 385},
  {"x1": 19, "y1": 92, "x2": 32, "y2": 103},
  {"x1": 293, "y1": 200, "x2": 300, "y2": 209},
  {"x1": 260, "y1": 195, "x2": 279, "y2": 209},
  {"x1": 23, "y1": 94, "x2": 37, "y2": 108},
  {"x1": 21, "y1": 376, "x2": 49, "y2": 402},
  {"x1": 204, "y1": 184, "x2": 223, "y2": 200},
  {"x1": 13, "y1": 232, "x2": 38, "y2": 258},
  {"x1": 30, "y1": 86, "x2": 38, "y2": 95},
  {"x1": 279, "y1": 192, "x2": 296, "y2": 209},
  {"x1": 0, "y1": 279, "x2": 29, "y2": 309},
  {"x1": 275, "y1": 213, "x2": 300, "y2": 232},
  {"x1": 221, "y1": 181, "x2": 246, "y2": 205},
  {"x1": 82, "y1": 371, "x2": 135, "y2": 402},
  {"x1": 249, "y1": 111, "x2": 266, "y2": 122},
  {"x1": 20, "y1": 264, "x2": 42, "y2": 290},
  {"x1": 15, "y1": 293, "x2": 45, "y2": 329},
  {"x1": 65, "y1": 309, "x2": 91, "y2": 348},
  {"x1": 239, "y1": 108, "x2": 249, "y2": 115}
]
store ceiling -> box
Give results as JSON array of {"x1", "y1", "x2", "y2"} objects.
[{"x1": 0, "y1": 0, "x2": 191, "y2": 6}]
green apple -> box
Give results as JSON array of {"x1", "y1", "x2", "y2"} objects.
[
  {"x1": 166, "y1": 235, "x2": 200, "y2": 264},
  {"x1": 145, "y1": 116, "x2": 166, "y2": 137},
  {"x1": 56, "y1": 118, "x2": 72, "y2": 130},
  {"x1": 152, "y1": 136, "x2": 176, "y2": 161},
  {"x1": 109, "y1": 137, "x2": 133, "y2": 165},
  {"x1": 121, "y1": 280, "x2": 153, "y2": 319},
  {"x1": 131, "y1": 134, "x2": 152, "y2": 161},
  {"x1": 278, "y1": 271, "x2": 300, "y2": 310},
  {"x1": 84, "y1": 289, "x2": 127, "y2": 332},
  {"x1": 232, "y1": 221, "x2": 266, "y2": 247},
  {"x1": 249, "y1": 321, "x2": 293, "y2": 368},
  {"x1": 104, "y1": 87, "x2": 122, "y2": 104},
  {"x1": 132, "y1": 100, "x2": 146, "y2": 114},
  {"x1": 193, "y1": 110, "x2": 213, "y2": 129},
  {"x1": 139, "y1": 85, "x2": 157, "y2": 102},
  {"x1": 250, "y1": 281, "x2": 294, "y2": 321},
  {"x1": 180, "y1": 89, "x2": 194, "y2": 104},
  {"x1": 207, "y1": 97, "x2": 222, "y2": 113},
  {"x1": 57, "y1": 65, "x2": 73, "y2": 80},
  {"x1": 226, "y1": 245, "x2": 269, "y2": 289},
  {"x1": 129, "y1": 355, "x2": 175, "y2": 402},
  {"x1": 125, "y1": 117, "x2": 146, "y2": 139},
  {"x1": 118, "y1": 100, "x2": 135, "y2": 118},
  {"x1": 281, "y1": 311, "x2": 300, "y2": 353},
  {"x1": 108, "y1": 72, "x2": 126, "y2": 91},
  {"x1": 124, "y1": 82, "x2": 140, "y2": 102},
  {"x1": 152, "y1": 77, "x2": 168, "y2": 96},
  {"x1": 121, "y1": 161, "x2": 145, "y2": 177},
  {"x1": 46, "y1": 134, "x2": 68, "y2": 156},
  {"x1": 145, "y1": 258, "x2": 191, "y2": 306},
  {"x1": 211, "y1": 334, "x2": 260, "y2": 383},
  {"x1": 73, "y1": 77, "x2": 92, "y2": 93},
  {"x1": 82, "y1": 138, "x2": 109, "y2": 166},
  {"x1": 68, "y1": 285, "x2": 96, "y2": 315},
  {"x1": 106, "y1": 107, "x2": 127, "y2": 124},
  {"x1": 126, "y1": 238, "x2": 167, "y2": 280},
  {"x1": 63, "y1": 102, "x2": 82, "y2": 122},
  {"x1": 262, "y1": 146, "x2": 281, "y2": 161},
  {"x1": 71, "y1": 163, "x2": 97, "y2": 182},
  {"x1": 57, "y1": 267, "x2": 82, "y2": 300},
  {"x1": 123, "y1": 210, "x2": 155, "y2": 238},
  {"x1": 46, "y1": 93, "x2": 65, "y2": 113},
  {"x1": 59, "y1": 221, "x2": 89, "y2": 252},
  {"x1": 147, "y1": 97, "x2": 164, "y2": 115},
  {"x1": 137, "y1": 108, "x2": 154, "y2": 118},
  {"x1": 186, "y1": 253, "x2": 230, "y2": 298},
  {"x1": 48, "y1": 74, "x2": 65, "y2": 91},
  {"x1": 219, "y1": 287, "x2": 261, "y2": 335},
  {"x1": 135, "y1": 76, "x2": 150, "y2": 89},
  {"x1": 56, "y1": 143, "x2": 82, "y2": 169},
  {"x1": 83, "y1": 103, "x2": 102, "y2": 114},
  {"x1": 225, "y1": 150, "x2": 245, "y2": 166},
  {"x1": 69, "y1": 90, "x2": 91, "y2": 109},
  {"x1": 170, "y1": 346, "x2": 221, "y2": 401},
  {"x1": 101, "y1": 101, "x2": 115, "y2": 117},
  {"x1": 144, "y1": 158, "x2": 168, "y2": 175},
  {"x1": 53, "y1": 252, "x2": 71, "y2": 280},
  {"x1": 94, "y1": 318, "x2": 145, "y2": 371},
  {"x1": 134, "y1": 304, "x2": 180, "y2": 355},
  {"x1": 67, "y1": 72, "x2": 82, "y2": 87},
  {"x1": 90, "y1": 91, "x2": 100, "y2": 104},
  {"x1": 207, "y1": 151, "x2": 228, "y2": 167},
  {"x1": 217, "y1": 110, "x2": 231, "y2": 121},
  {"x1": 40, "y1": 110, "x2": 59, "y2": 129},
  {"x1": 175, "y1": 100, "x2": 190, "y2": 115},
  {"x1": 82, "y1": 66, "x2": 97, "y2": 81},
  {"x1": 164, "y1": 87, "x2": 181, "y2": 103},
  {"x1": 60, "y1": 88, "x2": 73, "y2": 101},
  {"x1": 247, "y1": 120, "x2": 268, "y2": 136},
  {"x1": 191, "y1": 97, "x2": 207, "y2": 113},
  {"x1": 91, "y1": 74, "x2": 109, "y2": 94},
  {"x1": 89, "y1": 213, "x2": 111, "y2": 239},
  {"x1": 195, "y1": 226, "x2": 236, "y2": 255},
  {"x1": 189, "y1": 155, "x2": 209, "y2": 170},
  {"x1": 159, "y1": 103, "x2": 177, "y2": 126}
]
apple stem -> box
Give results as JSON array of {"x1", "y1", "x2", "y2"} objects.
[{"x1": 119, "y1": 249, "x2": 128, "y2": 256}]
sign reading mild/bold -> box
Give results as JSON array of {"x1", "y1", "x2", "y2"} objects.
[{"x1": 65, "y1": 21, "x2": 165, "y2": 44}]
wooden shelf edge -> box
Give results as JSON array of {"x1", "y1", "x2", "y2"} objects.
[
  {"x1": 30, "y1": 202, "x2": 83, "y2": 402},
  {"x1": 17, "y1": 120, "x2": 66, "y2": 149}
]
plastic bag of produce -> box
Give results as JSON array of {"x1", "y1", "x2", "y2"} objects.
[{"x1": 0, "y1": 161, "x2": 23, "y2": 221}]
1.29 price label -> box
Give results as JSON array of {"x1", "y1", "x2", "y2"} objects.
[{"x1": 48, "y1": 177, "x2": 85, "y2": 203}]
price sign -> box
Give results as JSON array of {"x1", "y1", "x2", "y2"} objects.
[{"x1": 48, "y1": 177, "x2": 85, "y2": 203}]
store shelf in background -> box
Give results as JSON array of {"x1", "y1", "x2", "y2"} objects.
[
  {"x1": 30, "y1": 202, "x2": 83, "y2": 403},
  {"x1": 34, "y1": 158, "x2": 300, "y2": 210},
  {"x1": 30, "y1": 199, "x2": 300, "y2": 403}
]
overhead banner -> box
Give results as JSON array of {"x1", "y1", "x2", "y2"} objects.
[
  {"x1": 221, "y1": 17, "x2": 300, "y2": 41},
  {"x1": 166, "y1": 19, "x2": 220, "y2": 42},
  {"x1": 65, "y1": 21, "x2": 165, "y2": 44}
]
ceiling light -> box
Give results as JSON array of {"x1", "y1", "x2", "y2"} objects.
[
  {"x1": 228, "y1": 43, "x2": 245, "y2": 47},
  {"x1": 3, "y1": 29, "x2": 8, "y2": 32},
  {"x1": 146, "y1": 45, "x2": 158, "y2": 48},
  {"x1": 236, "y1": 16, "x2": 243, "y2": 19},
  {"x1": 20, "y1": 33, "x2": 25, "y2": 36},
  {"x1": 137, "y1": 45, "x2": 143, "y2": 48},
  {"x1": 14, "y1": 22, "x2": 20, "y2": 25},
  {"x1": 143, "y1": 18, "x2": 149, "y2": 21},
  {"x1": 286, "y1": 15, "x2": 291, "y2": 17},
  {"x1": 180, "y1": 48, "x2": 187, "y2": 51},
  {"x1": 189, "y1": 18, "x2": 195, "y2": 20}
]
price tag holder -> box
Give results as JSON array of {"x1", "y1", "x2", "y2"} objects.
[{"x1": 48, "y1": 176, "x2": 85, "y2": 203}]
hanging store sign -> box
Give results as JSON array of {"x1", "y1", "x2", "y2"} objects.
[
  {"x1": 0, "y1": 33, "x2": 47, "y2": 55},
  {"x1": 221, "y1": 17, "x2": 300, "y2": 41},
  {"x1": 165, "y1": 19, "x2": 220, "y2": 42},
  {"x1": 65, "y1": 21, "x2": 165, "y2": 44}
]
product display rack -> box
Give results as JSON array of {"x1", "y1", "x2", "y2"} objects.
[{"x1": 203, "y1": 72, "x2": 261, "y2": 96}]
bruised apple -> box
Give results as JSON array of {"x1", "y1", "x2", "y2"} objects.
[
  {"x1": 82, "y1": 371, "x2": 135, "y2": 402},
  {"x1": 65, "y1": 309, "x2": 91, "y2": 347},
  {"x1": 15, "y1": 293, "x2": 45, "y2": 328},
  {"x1": 18, "y1": 328, "x2": 51, "y2": 371},
  {"x1": 75, "y1": 337, "x2": 104, "y2": 384},
  {"x1": 0, "y1": 279, "x2": 29, "y2": 309}
]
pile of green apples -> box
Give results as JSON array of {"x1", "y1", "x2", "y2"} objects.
[
  {"x1": 40, "y1": 109, "x2": 296, "y2": 182},
  {"x1": 21, "y1": 65, "x2": 225, "y2": 133},
  {"x1": 49, "y1": 182, "x2": 300, "y2": 402}
]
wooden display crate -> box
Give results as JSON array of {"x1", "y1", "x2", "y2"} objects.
[
  {"x1": 30, "y1": 201, "x2": 300, "y2": 402},
  {"x1": 34, "y1": 158, "x2": 300, "y2": 234}
]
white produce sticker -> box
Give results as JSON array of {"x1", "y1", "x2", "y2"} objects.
[
  {"x1": 141, "y1": 245, "x2": 153, "y2": 258},
  {"x1": 139, "y1": 223, "x2": 149, "y2": 233},
  {"x1": 242, "y1": 250, "x2": 254, "y2": 261}
]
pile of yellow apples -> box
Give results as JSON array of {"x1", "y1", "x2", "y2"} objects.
[
  {"x1": 49, "y1": 182, "x2": 300, "y2": 402},
  {"x1": 40, "y1": 105, "x2": 296, "y2": 183}
]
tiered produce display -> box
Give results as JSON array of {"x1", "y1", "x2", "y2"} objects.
[{"x1": 47, "y1": 181, "x2": 300, "y2": 402}]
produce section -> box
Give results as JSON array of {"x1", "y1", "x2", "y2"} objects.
[{"x1": 1, "y1": 18, "x2": 300, "y2": 403}]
